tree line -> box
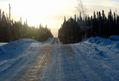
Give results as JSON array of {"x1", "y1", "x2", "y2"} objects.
[
  {"x1": 0, "y1": 9, "x2": 53, "y2": 42},
  {"x1": 58, "y1": 10, "x2": 119, "y2": 44}
]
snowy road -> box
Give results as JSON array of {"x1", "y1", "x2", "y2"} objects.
[{"x1": 0, "y1": 38, "x2": 119, "y2": 81}]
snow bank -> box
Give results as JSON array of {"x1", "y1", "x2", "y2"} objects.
[
  {"x1": 0, "y1": 39, "x2": 38, "y2": 61},
  {"x1": 110, "y1": 35, "x2": 119, "y2": 41},
  {"x1": 0, "y1": 43, "x2": 7, "y2": 46},
  {"x1": 87, "y1": 36, "x2": 119, "y2": 49},
  {"x1": 72, "y1": 36, "x2": 119, "y2": 80},
  {"x1": 0, "y1": 39, "x2": 41, "y2": 73},
  {"x1": 88, "y1": 37, "x2": 113, "y2": 45}
]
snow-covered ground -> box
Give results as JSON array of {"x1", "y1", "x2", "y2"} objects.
[
  {"x1": 0, "y1": 43, "x2": 7, "y2": 46},
  {"x1": 0, "y1": 37, "x2": 119, "y2": 81}
]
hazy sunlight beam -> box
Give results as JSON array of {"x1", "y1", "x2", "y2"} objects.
[{"x1": 0, "y1": 0, "x2": 119, "y2": 36}]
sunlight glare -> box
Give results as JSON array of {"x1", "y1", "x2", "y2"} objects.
[{"x1": 10, "y1": 0, "x2": 76, "y2": 36}]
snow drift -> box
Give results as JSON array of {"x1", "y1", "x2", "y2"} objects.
[{"x1": 0, "y1": 39, "x2": 38, "y2": 60}]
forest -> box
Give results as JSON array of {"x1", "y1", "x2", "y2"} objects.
[
  {"x1": 58, "y1": 10, "x2": 119, "y2": 44},
  {"x1": 0, "y1": 8, "x2": 119, "y2": 44},
  {"x1": 0, "y1": 9, "x2": 53, "y2": 42}
]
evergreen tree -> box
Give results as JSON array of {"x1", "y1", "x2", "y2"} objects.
[
  {"x1": 58, "y1": 10, "x2": 119, "y2": 44},
  {"x1": 0, "y1": 9, "x2": 53, "y2": 42}
]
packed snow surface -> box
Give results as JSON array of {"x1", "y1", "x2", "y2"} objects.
[{"x1": 0, "y1": 37, "x2": 119, "y2": 81}]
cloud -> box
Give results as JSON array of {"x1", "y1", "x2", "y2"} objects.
[
  {"x1": 77, "y1": 0, "x2": 119, "y2": 15},
  {"x1": 0, "y1": 0, "x2": 11, "y2": 2}
]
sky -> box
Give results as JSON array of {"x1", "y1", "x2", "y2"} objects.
[{"x1": 0, "y1": 0, "x2": 119, "y2": 37}]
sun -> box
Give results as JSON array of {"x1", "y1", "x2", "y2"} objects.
[{"x1": 9, "y1": 0, "x2": 76, "y2": 36}]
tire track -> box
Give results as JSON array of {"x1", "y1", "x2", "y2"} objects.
[
  {"x1": 12, "y1": 45, "x2": 52, "y2": 81},
  {"x1": 62, "y1": 44, "x2": 103, "y2": 81},
  {"x1": 74, "y1": 43, "x2": 119, "y2": 81},
  {"x1": 60, "y1": 45, "x2": 90, "y2": 81},
  {"x1": 41, "y1": 45, "x2": 64, "y2": 81}
]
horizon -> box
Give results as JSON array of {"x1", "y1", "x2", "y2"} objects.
[{"x1": 0, "y1": 0, "x2": 119, "y2": 37}]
